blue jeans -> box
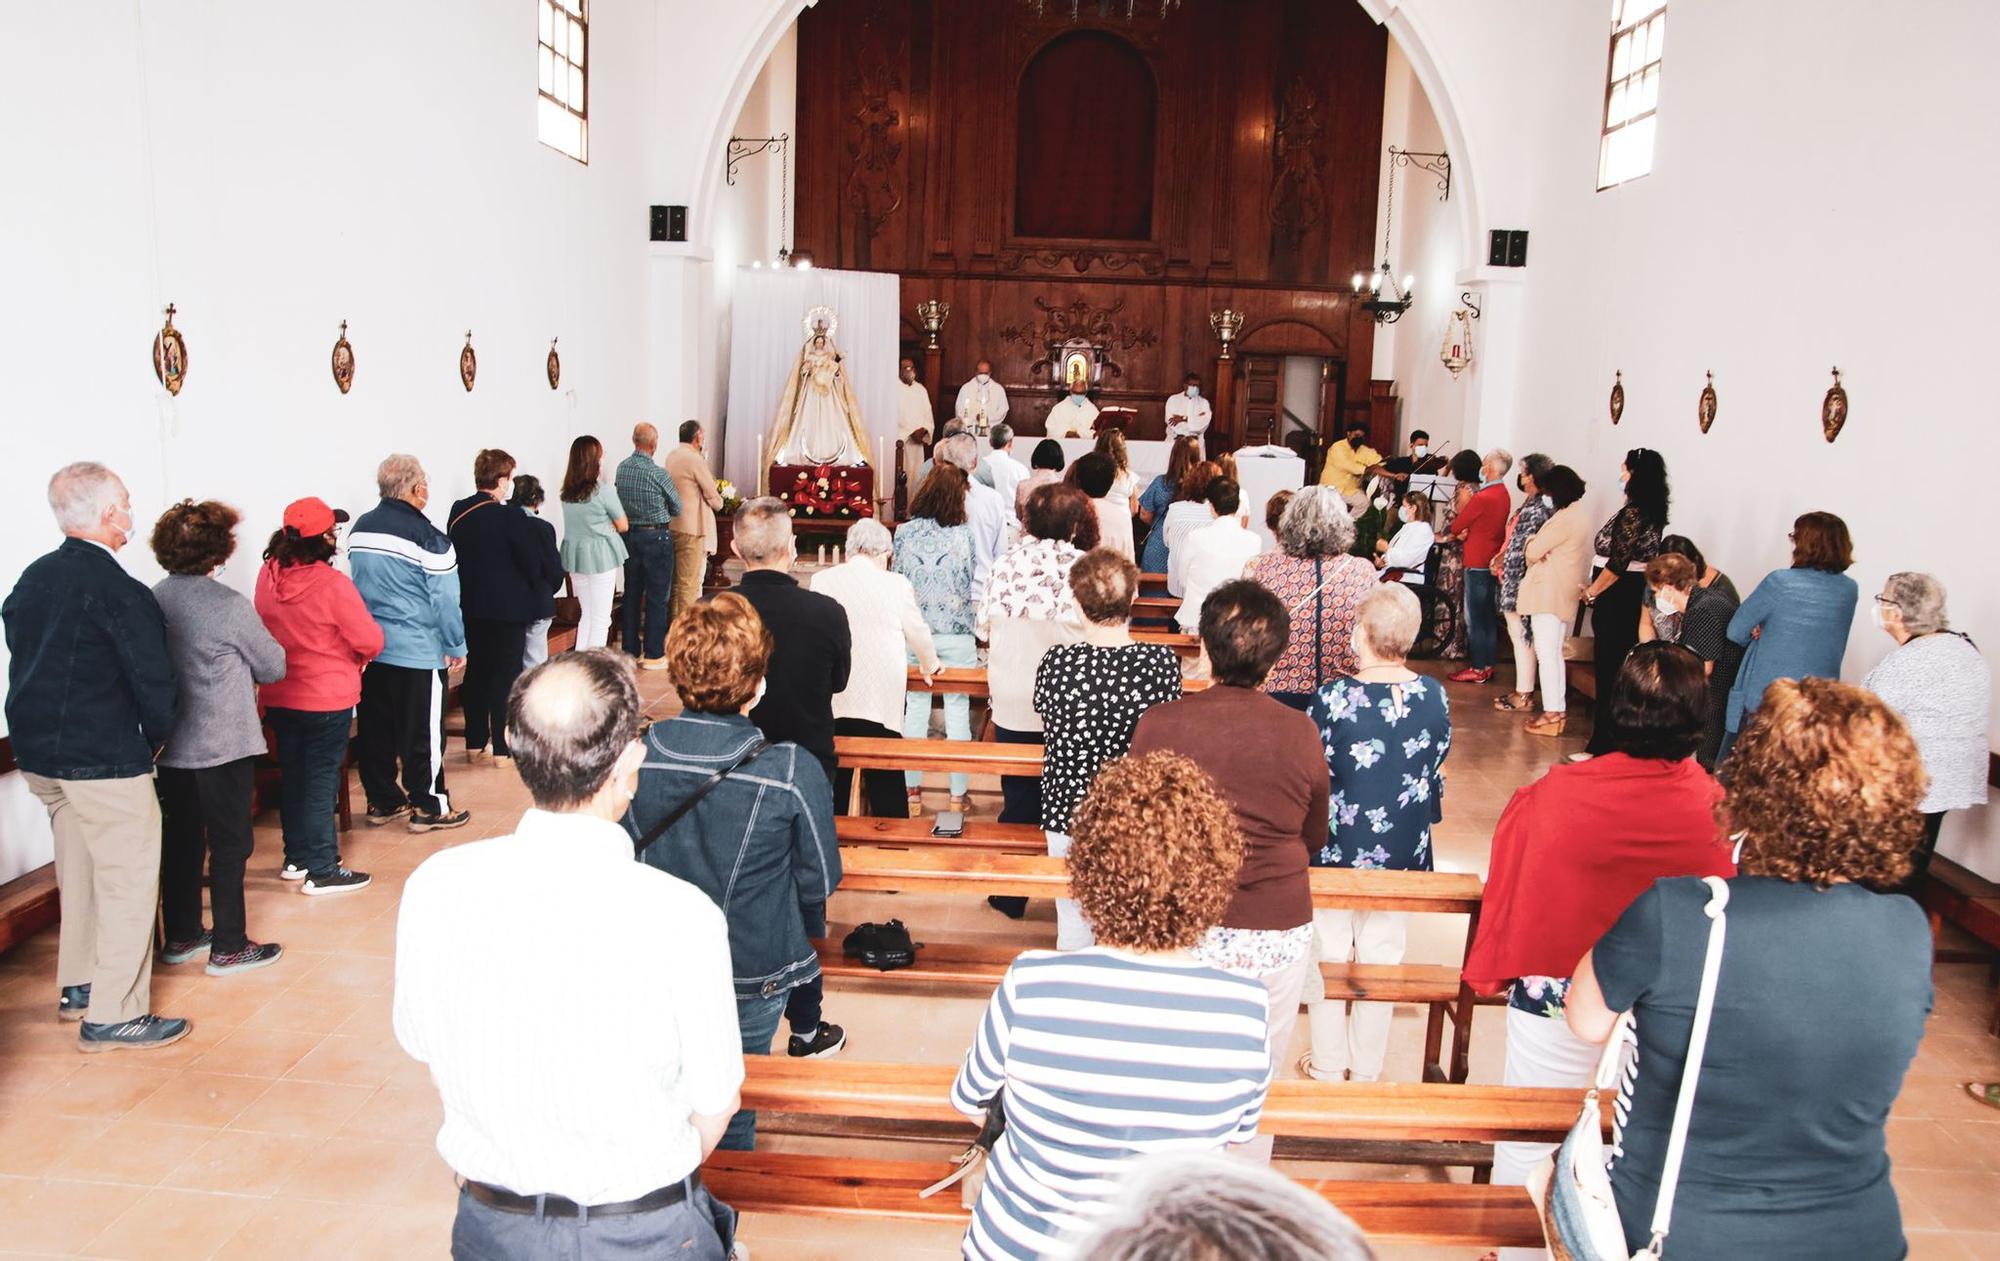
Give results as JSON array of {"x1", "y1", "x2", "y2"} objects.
[
  {"x1": 622, "y1": 530, "x2": 678, "y2": 659},
  {"x1": 450, "y1": 1180, "x2": 735, "y2": 1261},
  {"x1": 1463, "y1": 567, "x2": 1499, "y2": 670},
  {"x1": 720, "y1": 990, "x2": 788, "y2": 1151},
  {"x1": 904, "y1": 632, "x2": 978, "y2": 797},
  {"x1": 266, "y1": 707, "x2": 351, "y2": 876}
]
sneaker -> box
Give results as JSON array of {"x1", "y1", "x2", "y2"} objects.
[
  {"x1": 1446, "y1": 666, "x2": 1495, "y2": 684},
  {"x1": 409, "y1": 808, "x2": 471, "y2": 833},
  {"x1": 160, "y1": 932, "x2": 212, "y2": 965},
  {"x1": 491, "y1": 750, "x2": 513, "y2": 764},
  {"x1": 787, "y1": 1021, "x2": 847, "y2": 1060},
  {"x1": 207, "y1": 942, "x2": 284, "y2": 976},
  {"x1": 79, "y1": 1013, "x2": 192, "y2": 1053},
  {"x1": 365, "y1": 802, "x2": 413, "y2": 827},
  {"x1": 301, "y1": 867, "x2": 373, "y2": 896},
  {"x1": 280, "y1": 861, "x2": 313, "y2": 881},
  {"x1": 57, "y1": 984, "x2": 90, "y2": 1023}
]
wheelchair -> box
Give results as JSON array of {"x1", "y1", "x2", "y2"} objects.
[{"x1": 1383, "y1": 542, "x2": 1457, "y2": 660}]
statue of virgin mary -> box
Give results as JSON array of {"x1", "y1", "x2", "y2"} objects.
[{"x1": 769, "y1": 306, "x2": 871, "y2": 466}]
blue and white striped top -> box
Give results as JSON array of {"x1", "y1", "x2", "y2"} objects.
[{"x1": 949, "y1": 948, "x2": 1273, "y2": 1260}]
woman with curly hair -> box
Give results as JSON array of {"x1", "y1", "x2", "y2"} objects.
[
  {"x1": 950, "y1": 752, "x2": 1273, "y2": 1261},
  {"x1": 1565, "y1": 677, "x2": 1931, "y2": 1261},
  {"x1": 152, "y1": 499, "x2": 288, "y2": 974}
]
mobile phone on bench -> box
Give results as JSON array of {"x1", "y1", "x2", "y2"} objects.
[{"x1": 932, "y1": 810, "x2": 965, "y2": 838}]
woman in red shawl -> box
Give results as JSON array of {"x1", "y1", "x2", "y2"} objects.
[{"x1": 1462, "y1": 642, "x2": 1733, "y2": 1254}]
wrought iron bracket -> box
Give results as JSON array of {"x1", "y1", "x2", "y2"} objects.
[
  {"x1": 1389, "y1": 146, "x2": 1452, "y2": 201},
  {"x1": 726, "y1": 134, "x2": 789, "y2": 187},
  {"x1": 1460, "y1": 291, "x2": 1482, "y2": 319}
]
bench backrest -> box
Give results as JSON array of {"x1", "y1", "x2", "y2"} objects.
[{"x1": 835, "y1": 736, "x2": 1044, "y2": 775}]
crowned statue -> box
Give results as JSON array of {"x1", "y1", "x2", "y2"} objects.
[{"x1": 769, "y1": 306, "x2": 871, "y2": 466}]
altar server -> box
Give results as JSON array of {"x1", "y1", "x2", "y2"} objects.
[
  {"x1": 896, "y1": 359, "x2": 934, "y2": 497},
  {"x1": 1165, "y1": 372, "x2": 1213, "y2": 456}
]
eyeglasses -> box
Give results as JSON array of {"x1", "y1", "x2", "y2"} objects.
[{"x1": 1873, "y1": 595, "x2": 1899, "y2": 607}]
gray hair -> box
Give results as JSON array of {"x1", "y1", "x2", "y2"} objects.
[
  {"x1": 990, "y1": 423, "x2": 1014, "y2": 450},
  {"x1": 376, "y1": 453, "x2": 427, "y2": 501},
  {"x1": 732, "y1": 496, "x2": 795, "y2": 564},
  {"x1": 1354, "y1": 582, "x2": 1422, "y2": 661},
  {"x1": 1882, "y1": 572, "x2": 1949, "y2": 635},
  {"x1": 844, "y1": 517, "x2": 893, "y2": 558},
  {"x1": 1276, "y1": 486, "x2": 1356, "y2": 559},
  {"x1": 1062, "y1": 1152, "x2": 1375, "y2": 1261},
  {"x1": 939, "y1": 433, "x2": 982, "y2": 472},
  {"x1": 939, "y1": 418, "x2": 967, "y2": 440},
  {"x1": 1483, "y1": 448, "x2": 1514, "y2": 477},
  {"x1": 1519, "y1": 452, "x2": 1554, "y2": 484},
  {"x1": 47, "y1": 462, "x2": 125, "y2": 533}
]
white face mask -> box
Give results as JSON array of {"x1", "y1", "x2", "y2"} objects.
[
  {"x1": 1186, "y1": 386, "x2": 1200, "y2": 399},
  {"x1": 1870, "y1": 601, "x2": 1889, "y2": 629},
  {"x1": 750, "y1": 677, "x2": 768, "y2": 709},
  {"x1": 976, "y1": 373, "x2": 990, "y2": 383},
  {"x1": 1412, "y1": 444, "x2": 1428, "y2": 457}
]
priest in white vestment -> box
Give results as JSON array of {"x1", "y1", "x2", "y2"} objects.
[
  {"x1": 1047, "y1": 379, "x2": 1099, "y2": 438},
  {"x1": 954, "y1": 360, "x2": 1009, "y2": 434},
  {"x1": 1164, "y1": 372, "x2": 1213, "y2": 456},
  {"x1": 896, "y1": 359, "x2": 933, "y2": 497}
]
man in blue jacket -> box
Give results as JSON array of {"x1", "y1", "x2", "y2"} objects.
[
  {"x1": 350, "y1": 454, "x2": 471, "y2": 833},
  {"x1": 3, "y1": 462, "x2": 191, "y2": 1050}
]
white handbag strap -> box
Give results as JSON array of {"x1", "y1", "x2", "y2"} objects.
[{"x1": 1644, "y1": 875, "x2": 1731, "y2": 1255}]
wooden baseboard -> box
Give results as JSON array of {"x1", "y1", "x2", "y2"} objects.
[{"x1": 0, "y1": 864, "x2": 58, "y2": 956}]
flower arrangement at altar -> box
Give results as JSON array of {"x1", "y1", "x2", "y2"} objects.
[
  {"x1": 716, "y1": 477, "x2": 743, "y2": 514},
  {"x1": 771, "y1": 463, "x2": 876, "y2": 520}
]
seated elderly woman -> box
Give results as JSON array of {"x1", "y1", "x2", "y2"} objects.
[
  {"x1": 1065, "y1": 1152, "x2": 1377, "y2": 1261},
  {"x1": 1461, "y1": 641, "x2": 1734, "y2": 1244},
  {"x1": 1644, "y1": 552, "x2": 1743, "y2": 767},
  {"x1": 1299, "y1": 584, "x2": 1450, "y2": 1085},
  {"x1": 809, "y1": 518, "x2": 940, "y2": 817},
  {"x1": 1565, "y1": 678, "x2": 1931, "y2": 1260},
  {"x1": 628, "y1": 594, "x2": 845, "y2": 1147},
  {"x1": 1247, "y1": 486, "x2": 1378, "y2": 711},
  {"x1": 1862, "y1": 571, "x2": 1990, "y2": 899},
  {"x1": 1034, "y1": 548, "x2": 1183, "y2": 948},
  {"x1": 951, "y1": 753, "x2": 1274, "y2": 1261}
]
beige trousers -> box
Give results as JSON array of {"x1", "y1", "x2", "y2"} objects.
[
  {"x1": 1304, "y1": 907, "x2": 1410, "y2": 1082},
  {"x1": 671, "y1": 530, "x2": 707, "y2": 619},
  {"x1": 23, "y1": 771, "x2": 161, "y2": 1025}
]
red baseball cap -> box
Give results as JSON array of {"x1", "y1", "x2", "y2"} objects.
[{"x1": 282, "y1": 497, "x2": 350, "y2": 537}]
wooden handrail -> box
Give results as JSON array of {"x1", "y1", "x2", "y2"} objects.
[
  {"x1": 834, "y1": 736, "x2": 1043, "y2": 775},
  {"x1": 834, "y1": 816, "x2": 1045, "y2": 853},
  {"x1": 903, "y1": 666, "x2": 1209, "y2": 696}
]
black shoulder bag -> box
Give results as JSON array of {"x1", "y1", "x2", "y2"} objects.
[{"x1": 630, "y1": 738, "x2": 769, "y2": 859}]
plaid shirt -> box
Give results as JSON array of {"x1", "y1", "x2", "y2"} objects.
[{"x1": 614, "y1": 451, "x2": 682, "y2": 526}]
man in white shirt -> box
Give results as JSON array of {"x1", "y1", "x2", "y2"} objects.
[
  {"x1": 895, "y1": 359, "x2": 933, "y2": 504},
  {"x1": 394, "y1": 650, "x2": 744, "y2": 1259},
  {"x1": 1164, "y1": 372, "x2": 1213, "y2": 456},
  {"x1": 1174, "y1": 478, "x2": 1263, "y2": 633},
  {"x1": 975, "y1": 423, "x2": 1030, "y2": 517},
  {"x1": 1047, "y1": 378, "x2": 1099, "y2": 438},
  {"x1": 954, "y1": 359, "x2": 1008, "y2": 435},
  {"x1": 938, "y1": 433, "x2": 1006, "y2": 604}
]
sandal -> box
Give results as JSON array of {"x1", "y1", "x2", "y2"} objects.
[
  {"x1": 906, "y1": 789, "x2": 924, "y2": 819},
  {"x1": 1963, "y1": 1082, "x2": 2000, "y2": 1111},
  {"x1": 1493, "y1": 691, "x2": 1538, "y2": 713},
  {"x1": 1524, "y1": 713, "x2": 1568, "y2": 737}
]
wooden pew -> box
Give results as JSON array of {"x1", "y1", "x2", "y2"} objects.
[
  {"x1": 835, "y1": 816, "x2": 1044, "y2": 854},
  {"x1": 1129, "y1": 592, "x2": 1182, "y2": 619},
  {"x1": 903, "y1": 666, "x2": 1210, "y2": 697},
  {"x1": 1132, "y1": 628, "x2": 1202, "y2": 658},
  {"x1": 711, "y1": 1058, "x2": 1604, "y2": 1246}
]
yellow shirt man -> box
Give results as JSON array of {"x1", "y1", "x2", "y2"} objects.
[{"x1": 1318, "y1": 431, "x2": 1383, "y2": 496}]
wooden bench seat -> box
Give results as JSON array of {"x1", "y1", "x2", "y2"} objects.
[
  {"x1": 834, "y1": 817, "x2": 1046, "y2": 853},
  {"x1": 1131, "y1": 628, "x2": 1202, "y2": 657},
  {"x1": 834, "y1": 736, "x2": 1043, "y2": 778},
  {"x1": 703, "y1": 1151, "x2": 1546, "y2": 1247},
  {"x1": 0, "y1": 864, "x2": 59, "y2": 956}
]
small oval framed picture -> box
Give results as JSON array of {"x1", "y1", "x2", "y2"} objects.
[
  {"x1": 1697, "y1": 371, "x2": 1717, "y2": 433},
  {"x1": 460, "y1": 331, "x2": 477, "y2": 393},
  {"x1": 331, "y1": 321, "x2": 356, "y2": 395},
  {"x1": 1609, "y1": 370, "x2": 1625, "y2": 425},
  {"x1": 1821, "y1": 368, "x2": 1848, "y2": 443}
]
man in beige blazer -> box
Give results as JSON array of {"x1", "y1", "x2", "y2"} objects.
[{"x1": 665, "y1": 421, "x2": 726, "y2": 618}]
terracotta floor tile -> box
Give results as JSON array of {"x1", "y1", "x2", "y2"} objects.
[
  {"x1": 209, "y1": 1198, "x2": 375, "y2": 1261},
  {"x1": 162, "y1": 1127, "x2": 323, "y2": 1196},
  {"x1": 0, "y1": 1111, "x2": 110, "y2": 1177},
  {"x1": 283, "y1": 1033, "x2": 404, "y2": 1088},
  {"x1": 0, "y1": 1054, "x2": 77, "y2": 1106},
  {"x1": 336, "y1": 1085, "x2": 444, "y2": 1145},
  {"x1": 80, "y1": 1186, "x2": 262, "y2": 1259},
  {"x1": 48, "y1": 1116, "x2": 214, "y2": 1186},
  {"x1": 0, "y1": 1175, "x2": 148, "y2": 1254},
  {"x1": 226, "y1": 1079, "x2": 373, "y2": 1138},
  {"x1": 248, "y1": 988, "x2": 370, "y2": 1035},
  {"x1": 31, "y1": 1062, "x2": 177, "y2": 1121},
  {"x1": 125, "y1": 1070, "x2": 273, "y2": 1129},
  {"x1": 277, "y1": 1137, "x2": 454, "y2": 1206},
  {"x1": 289, "y1": 954, "x2": 396, "y2": 996},
  {"x1": 190, "y1": 1026, "x2": 327, "y2": 1079}
]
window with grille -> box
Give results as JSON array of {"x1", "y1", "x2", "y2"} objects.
[
  {"x1": 539, "y1": 0, "x2": 588, "y2": 163},
  {"x1": 1598, "y1": 1, "x2": 1664, "y2": 189}
]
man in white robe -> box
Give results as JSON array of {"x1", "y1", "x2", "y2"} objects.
[
  {"x1": 954, "y1": 360, "x2": 1008, "y2": 435},
  {"x1": 1164, "y1": 371, "x2": 1213, "y2": 456},
  {"x1": 896, "y1": 359, "x2": 933, "y2": 505},
  {"x1": 1047, "y1": 380, "x2": 1099, "y2": 438}
]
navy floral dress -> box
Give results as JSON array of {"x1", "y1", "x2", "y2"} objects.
[{"x1": 1307, "y1": 676, "x2": 1451, "y2": 871}]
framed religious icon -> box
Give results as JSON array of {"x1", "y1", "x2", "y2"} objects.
[
  {"x1": 1608, "y1": 370, "x2": 1625, "y2": 424},
  {"x1": 1697, "y1": 371, "x2": 1717, "y2": 433},
  {"x1": 153, "y1": 304, "x2": 188, "y2": 396},
  {"x1": 331, "y1": 320, "x2": 356, "y2": 394},
  {"x1": 1821, "y1": 367, "x2": 1848, "y2": 443},
  {"x1": 460, "y1": 331, "x2": 477, "y2": 392},
  {"x1": 547, "y1": 338, "x2": 561, "y2": 390}
]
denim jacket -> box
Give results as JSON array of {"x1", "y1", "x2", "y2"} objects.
[
  {"x1": 626, "y1": 713, "x2": 841, "y2": 1000},
  {"x1": 3, "y1": 539, "x2": 178, "y2": 779}
]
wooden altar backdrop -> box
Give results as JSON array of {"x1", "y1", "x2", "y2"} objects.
[{"x1": 794, "y1": 0, "x2": 1391, "y2": 455}]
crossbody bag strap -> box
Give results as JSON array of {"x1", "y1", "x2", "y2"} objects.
[
  {"x1": 1645, "y1": 874, "x2": 1731, "y2": 1255},
  {"x1": 632, "y1": 738, "x2": 770, "y2": 858},
  {"x1": 448, "y1": 497, "x2": 497, "y2": 531}
]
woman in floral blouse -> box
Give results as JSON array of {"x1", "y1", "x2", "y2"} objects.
[
  {"x1": 1248, "y1": 487, "x2": 1378, "y2": 712},
  {"x1": 1580, "y1": 448, "x2": 1670, "y2": 756},
  {"x1": 1492, "y1": 453, "x2": 1554, "y2": 714},
  {"x1": 1299, "y1": 584, "x2": 1450, "y2": 1084},
  {"x1": 895, "y1": 465, "x2": 978, "y2": 813}
]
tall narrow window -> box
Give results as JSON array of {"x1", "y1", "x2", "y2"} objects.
[
  {"x1": 1598, "y1": 1, "x2": 1663, "y2": 189},
  {"x1": 539, "y1": 0, "x2": 588, "y2": 163}
]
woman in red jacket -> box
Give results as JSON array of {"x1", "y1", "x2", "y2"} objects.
[{"x1": 254, "y1": 498, "x2": 384, "y2": 894}]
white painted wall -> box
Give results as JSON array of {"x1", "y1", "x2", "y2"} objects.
[{"x1": 1369, "y1": 0, "x2": 2000, "y2": 875}]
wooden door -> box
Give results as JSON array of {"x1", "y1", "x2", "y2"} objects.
[{"x1": 1240, "y1": 354, "x2": 1284, "y2": 449}]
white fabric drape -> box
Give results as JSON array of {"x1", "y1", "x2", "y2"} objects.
[{"x1": 723, "y1": 267, "x2": 901, "y2": 491}]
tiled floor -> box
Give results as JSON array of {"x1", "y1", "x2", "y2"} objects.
[{"x1": 3, "y1": 657, "x2": 1999, "y2": 1258}]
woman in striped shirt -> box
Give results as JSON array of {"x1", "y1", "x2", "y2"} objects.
[{"x1": 950, "y1": 752, "x2": 1274, "y2": 1261}]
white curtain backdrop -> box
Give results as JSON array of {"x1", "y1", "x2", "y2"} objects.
[{"x1": 722, "y1": 266, "x2": 901, "y2": 492}]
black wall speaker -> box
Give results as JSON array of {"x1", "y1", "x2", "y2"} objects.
[
  {"x1": 1488, "y1": 229, "x2": 1509, "y2": 268},
  {"x1": 649, "y1": 205, "x2": 688, "y2": 243},
  {"x1": 1487, "y1": 229, "x2": 1530, "y2": 267},
  {"x1": 1507, "y1": 229, "x2": 1529, "y2": 267}
]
